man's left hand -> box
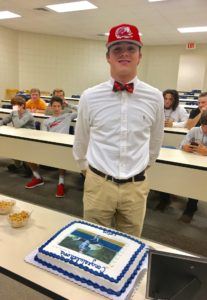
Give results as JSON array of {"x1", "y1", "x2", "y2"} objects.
[{"x1": 196, "y1": 144, "x2": 207, "y2": 156}]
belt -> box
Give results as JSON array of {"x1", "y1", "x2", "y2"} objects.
[{"x1": 89, "y1": 165, "x2": 145, "y2": 184}]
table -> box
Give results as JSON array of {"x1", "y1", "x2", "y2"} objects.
[
  {"x1": 0, "y1": 108, "x2": 49, "y2": 125},
  {"x1": 0, "y1": 126, "x2": 78, "y2": 172},
  {"x1": 180, "y1": 104, "x2": 197, "y2": 112},
  {"x1": 147, "y1": 147, "x2": 207, "y2": 202},
  {"x1": 0, "y1": 126, "x2": 206, "y2": 202},
  {"x1": 163, "y1": 127, "x2": 188, "y2": 148},
  {"x1": 0, "y1": 108, "x2": 76, "y2": 128},
  {"x1": 42, "y1": 96, "x2": 80, "y2": 105},
  {"x1": 0, "y1": 195, "x2": 190, "y2": 300},
  {"x1": 179, "y1": 98, "x2": 198, "y2": 104}
]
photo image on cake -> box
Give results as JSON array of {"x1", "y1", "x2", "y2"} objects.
[{"x1": 59, "y1": 228, "x2": 125, "y2": 264}]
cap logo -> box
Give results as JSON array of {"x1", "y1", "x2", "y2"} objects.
[{"x1": 115, "y1": 26, "x2": 133, "y2": 39}]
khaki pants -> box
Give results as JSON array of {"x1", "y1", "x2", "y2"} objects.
[{"x1": 83, "y1": 168, "x2": 149, "y2": 237}]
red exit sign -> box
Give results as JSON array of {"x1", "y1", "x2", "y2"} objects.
[{"x1": 186, "y1": 42, "x2": 196, "y2": 49}]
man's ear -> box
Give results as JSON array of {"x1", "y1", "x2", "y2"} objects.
[
  {"x1": 106, "y1": 51, "x2": 110, "y2": 63},
  {"x1": 137, "y1": 51, "x2": 142, "y2": 65}
]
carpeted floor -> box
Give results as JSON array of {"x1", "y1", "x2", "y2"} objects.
[{"x1": 1, "y1": 158, "x2": 207, "y2": 257}]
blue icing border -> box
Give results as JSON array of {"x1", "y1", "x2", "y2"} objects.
[
  {"x1": 38, "y1": 220, "x2": 147, "y2": 283},
  {"x1": 34, "y1": 248, "x2": 148, "y2": 296}
]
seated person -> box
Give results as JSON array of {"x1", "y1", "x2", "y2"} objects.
[
  {"x1": 25, "y1": 96, "x2": 77, "y2": 197},
  {"x1": 26, "y1": 88, "x2": 47, "y2": 113},
  {"x1": 156, "y1": 89, "x2": 189, "y2": 211},
  {"x1": 164, "y1": 89, "x2": 189, "y2": 128},
  {"x1": 45, "y1": 88, "x2": 78, "y2": 115},
  {"x1": 186, "y1": 92, "x2": 207, "y2": 129},
  {"x1": 0, "y1": 95, "x2": 35, "y2": 173},
  {"x1": 156, "y1": 111, "x2": 207, "y2": 223},
  {"x1": 178, "y1": 110, "x2": 207, "y2": 223}
]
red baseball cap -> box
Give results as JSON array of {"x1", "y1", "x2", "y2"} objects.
[{"x1": 106, "y1": 23, "x2": 143, "y2": 48}]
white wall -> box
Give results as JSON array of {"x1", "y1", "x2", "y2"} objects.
[
  {"x1": 18, "y1": 31, "x2": 109, "y2": 96},
  {"x1": 1, "y1": 25, "x2": 207, "y2": 99},
  {"x1": 0, "y1": 26, "x2": 19, "y2": 99},
  {"x1": 177, "y1": 54, "x2": 206, "y2": 91},
  {"x1": 141, "y1": 44, "x2": 207, "y2": 92}
]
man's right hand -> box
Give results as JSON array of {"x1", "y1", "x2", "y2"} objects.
[
  {"x1": 182, "y1": 144, "x2": 196, "y2": 153},
  {"x1": 81, "y1": 170, "x2": 87, "y2": 177}
]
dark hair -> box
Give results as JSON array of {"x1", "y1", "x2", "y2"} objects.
[
  {"x1": 200, "y1": 111, "x2": 207, "y2": 125},
  {"x1": 199, "y1": 92, "x2": 207, "y2": 99},
  {"x1": 30, "y1": 88, "x2": 40, "y2": 96},
  {"x1": 50, "y1": 96, "x2": 63, "y2": 106},
  {"x1": 163, "y1": 89, "x2": 179, "y2": 111},
  {"x1": 11, "y1": 96, "x2": 26, "y2": 109},
  {"x1": 52, "y1": 88, "x2": 65, "y2": 96}
]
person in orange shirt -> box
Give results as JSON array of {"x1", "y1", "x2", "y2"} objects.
[{"x1": 26, "y1": 88, "x2": 47, "y2": 113}]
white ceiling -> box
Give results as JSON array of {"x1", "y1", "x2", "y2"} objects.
[{"x1": 0, "y1": 0, "x2": 207, "y2": 45}]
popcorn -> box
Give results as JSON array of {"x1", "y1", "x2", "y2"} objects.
[
  {"x1": 0, "y1": 200, "x2": 15, "y2": 214},
  {"x1": 8, "y1": 210, "x2": 30, "y2": 228}
]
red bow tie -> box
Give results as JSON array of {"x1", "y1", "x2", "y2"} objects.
[{"x1": 113, "y1": 81, "x2": 134, "y2": 93}]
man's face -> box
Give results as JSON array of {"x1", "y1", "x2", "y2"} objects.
[
  {"x1": 51, "y1": 101, "x2": 62, "y2": 115},
  {"x1": 31, "y1": 92, "x2": 39, "y2": 101},
  {"x1": 54, "y1": 91, "x2": 64, "y2": 100},
  {"x1": 201, "y1": 124, "x2": 207, "y2": 135},
  {"x1": 198, "y1": 96, "x2": 207, "y2": 111},
  {"x1": 164, "y1": 93, "x2": 174, "y2": 109},
  {"x1": 107, "y1": 42, "x2": 141, "y2": 80}
]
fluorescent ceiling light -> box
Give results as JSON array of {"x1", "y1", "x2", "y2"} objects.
[
  {"x1": 178, "y1": 26, "x2": 207, "y2": 33},
  {"x1": 0, "y1": 11, "x2": 21, "y2": 20},
  {"x1": 46, "y1": 1, "x2": 97, "y2": 13}
]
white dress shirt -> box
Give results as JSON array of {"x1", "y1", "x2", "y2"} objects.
[
  {"x1": 164, "y1": 105, "x2": 189, "y2": 128},
  {"x1": 73, "y1": 77, "x2": 164, "y2": 179}
]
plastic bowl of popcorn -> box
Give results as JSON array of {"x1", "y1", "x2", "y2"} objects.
[
  {"x1": 0, "y1": 199, "x2": 15, "y2": 215},
  {"x1": 8, "y1": 210, "x2": 31, "y2": 228}
]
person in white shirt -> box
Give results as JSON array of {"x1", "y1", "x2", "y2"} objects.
[
  {"x1": 178, "y1": 111, "x2": 207, "y2": 223},
  {"x1": 164, "y1": 89, "x2": 189, "y2": 128},
  {"x1": 73, "y1": 23, "x2": 164, "y2": 237},
  {"x1": 156, "y1": 89, "x2": 189, "y2": 211}
]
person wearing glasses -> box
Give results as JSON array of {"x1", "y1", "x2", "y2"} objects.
[{"x1": 73, "y1": 23, "x2": 164, "y2": 237}]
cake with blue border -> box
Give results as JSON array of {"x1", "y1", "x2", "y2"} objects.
[{"x1": 34, "y1": 220, "x2": 148, "y2": 300}]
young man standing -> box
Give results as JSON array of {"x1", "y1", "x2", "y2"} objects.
[{"x1": 73, "y1": 24, "x2": 164, "y2": 237}]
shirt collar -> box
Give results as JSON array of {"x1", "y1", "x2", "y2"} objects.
[{"x1": 110, "y1": 76, "x2": 138, "y2": 86}]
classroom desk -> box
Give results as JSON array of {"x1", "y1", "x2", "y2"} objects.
[
  {"x1": 0, "y1": 126, "x2": 78, "y2": 172},
  {"x1": 163, "y1": 127, "x2": 188, "y2": 148},
  {"x1": 180, "y1": 104, "x2": 197, "y2": 112},
  {"x1": 42, "y1": 95, "x2": 80, "y2": 105},
  {"x1": 0, "y1": 108, "x2": 76, "y2": 127},
  {"x1": 0, "y1": 108, "x2": 49, "y2": 125},
  {"x1": 0, "y1": 195, "x2": 190, "y2": 300},
  {"x1": 147, "y1": 147, "x2": 207, "y2": 202},
  {"x1": 179, "y1": 98, "x2": 198, "y2": 104},
  {"x1": 0, "y1": 126, "x2": 206, "y2": 202}
]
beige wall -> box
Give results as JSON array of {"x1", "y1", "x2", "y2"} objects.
[
  {"x1": 140, "y1": 44, "x2": 207, "y2": 92},
  {"x1": 0, "y1": 26, "x2": 19, "y2": 99},
  {"x1": 18, "y1": 31, "x2": 109, "y2": 96},
  {"x1": 1, "y1": 25, "x2": 207, "y2": 99}
]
